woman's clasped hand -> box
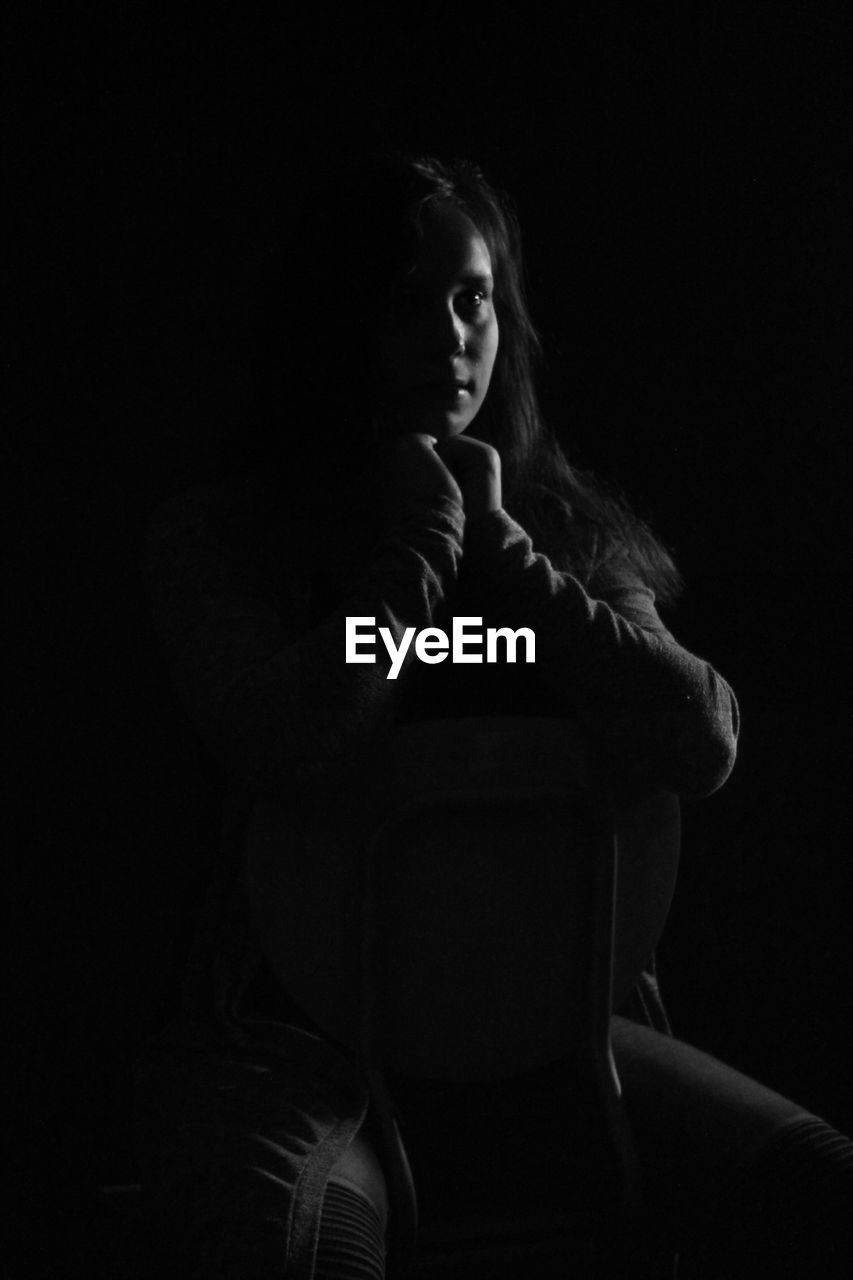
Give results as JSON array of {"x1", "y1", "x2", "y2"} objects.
[{"x1": 379, "y1": 431, "x2": 501, "y2": 522}]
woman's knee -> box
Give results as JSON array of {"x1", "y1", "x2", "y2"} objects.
[
  {"x1": 327, "y1": 1127, "x2": 390, "y2": 1234},
  {"x1": 316, "y1": 1176, "x2": 387, "y2": 1280},
  {"x1": 611, "y1": 1016, "x2": 803, "y2": 1165}
]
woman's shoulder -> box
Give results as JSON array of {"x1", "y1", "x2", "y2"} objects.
[
  {"x1": 144, "y1": 471, "x2": 311, "y2": 565},
  {"x1": 146, "y1": 473, "x2": 274, "y2": 536},
  {"x1": 140, "y1": 473, "x2": 319, "y2": 624}
]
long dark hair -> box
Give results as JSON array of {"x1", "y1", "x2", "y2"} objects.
[{"x1": 259, "y1": 153, "x2": 682, "y2": 603}]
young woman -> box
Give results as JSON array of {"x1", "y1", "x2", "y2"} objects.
[{"x1": 135, "y1": 154, "x2": 851, "y2": 1278}]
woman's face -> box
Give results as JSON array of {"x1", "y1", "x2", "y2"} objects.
[{"x1": 374, "y1": 201, "x2": 499, "y2": 437}]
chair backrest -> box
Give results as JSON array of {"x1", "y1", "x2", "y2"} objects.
[{"x1": 245, "y1": 716, "x2": 679, "y2": 1082}]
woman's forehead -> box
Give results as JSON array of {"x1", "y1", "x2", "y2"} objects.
[{"x1": 409, "y1": 200, "x2": 494, "y2": 283}]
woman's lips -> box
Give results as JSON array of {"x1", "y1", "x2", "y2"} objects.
[{"x1": 413, "y1": 379, "x2": 473, "y2": 403}]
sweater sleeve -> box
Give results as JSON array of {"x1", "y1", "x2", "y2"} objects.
[
  {"x1": 141, "y1": 482, "x2": 466, "y2": 800},
  {"x1": 462, "y1": 509, "x2": 739, "y2": 798}
]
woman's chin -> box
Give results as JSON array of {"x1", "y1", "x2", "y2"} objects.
[
  {"x1": 376, "y1": 395, "x2": 481, "y2": 439},
  {"x1": 412, "y1": 405, "x2": 475, "y2": 437}
]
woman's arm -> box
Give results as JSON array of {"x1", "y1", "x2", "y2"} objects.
[
  {"x1": 461, "y1": 509, "x2": 739, "y2": 798},
  {"x1": 142, "y1": 474, "x2": 465, "y2": 801}
]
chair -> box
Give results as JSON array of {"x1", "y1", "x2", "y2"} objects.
[{"x1": 247, "y1": 716, "x2": 681, "y2": 1277}]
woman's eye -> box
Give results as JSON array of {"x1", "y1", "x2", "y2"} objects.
[{"x1": 459, "y1": 289, "x2": 489, "y2": 314}]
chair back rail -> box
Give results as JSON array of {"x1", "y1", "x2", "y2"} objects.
[{"x1": 246, "y1": 716, "x2": 679, "y2": 1082}]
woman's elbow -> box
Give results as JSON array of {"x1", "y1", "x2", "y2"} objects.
[{"x1": 675, "y1": 686, "x2": 739, "y2": 798}]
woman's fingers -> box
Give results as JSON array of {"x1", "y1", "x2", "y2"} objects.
[
  {"x1": 381, "y1": 432, "x2": 464, "y2": 509},
  {"x1": 434, "y1": 436, "x2": 502, "y2": 519}
]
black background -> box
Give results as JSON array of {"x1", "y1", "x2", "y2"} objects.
[{"x1": 15, "y1": 3, "x2": 852, "y2": 1252}]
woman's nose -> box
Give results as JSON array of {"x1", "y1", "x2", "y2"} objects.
[{"x1": 422, "y1": 301, "x2": 465, "y2": 356}]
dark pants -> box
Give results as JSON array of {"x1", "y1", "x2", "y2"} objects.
[{"x1": 136, "y1": 1018, "x2": 852, "y2": 1278}]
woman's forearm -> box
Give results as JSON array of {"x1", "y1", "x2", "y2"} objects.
[{"x1": 462, "y1": 509, "x2": 739, "y2": 797}]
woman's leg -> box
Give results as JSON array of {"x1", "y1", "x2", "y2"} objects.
[
  {"x1": 611, "y1": 1017, "x2": 853, "y2": 1277},
  {"x1": 135, "y1": 1046, "x2": 389, "y2": 1279},
  {"x1": 315, "y1": 1130, "x2": 389, "y2": 1280}
]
